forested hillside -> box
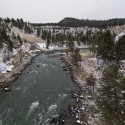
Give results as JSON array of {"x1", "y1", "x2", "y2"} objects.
[{"x1": 31, "y1": 17, "x2": 125, "y2": 28}]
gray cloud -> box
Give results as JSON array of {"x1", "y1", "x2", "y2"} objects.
[{"x1": 0, "y1": 0, "x2": 124, "y2": 23}]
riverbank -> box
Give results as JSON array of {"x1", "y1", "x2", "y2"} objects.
[
  {"x1": 0, "y1": 52, "x2": 81, "y2": 125},
  {"x1": 59, "y1": 51, "x2": 103, "y2": 125},
  {"x1": 0, "y1": 50, "x2": 41, "y2": 88}
]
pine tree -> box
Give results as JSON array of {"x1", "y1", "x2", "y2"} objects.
[
  {"x1": 115, "y1": 35, "x2": 125, "y2": 64},
  {"x1": 1, "y1": 28, "x2": 8, "y2": 41},
  {"x1": 17, "y1": 34, "x2": 23, "y2": 45},
  {"x1": 0, "y1": 33, "x2": 2, "y2": 47},
  {"x1": 71, "y1": 48, "x2": 81, "y2": 65},
  {"x1": 46, "y1": 37, "x2": 50, "y2": 49},
  {"x1": 97, "y1": 30, "x2": 115, "y2": 61},
  {"x1": 8, "y1": 38, "x2": 13, "y2": 51},
  {"x1": 37, "y1": 28, "x2": 40, "y2": 37}
]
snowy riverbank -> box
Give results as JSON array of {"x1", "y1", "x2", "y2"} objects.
[
  {"x1": 60, "y1": 51, "x2": 103, "y2": 125},
  {"x1": 0, "y1": 43, "x2": 41, "y2": 87}
]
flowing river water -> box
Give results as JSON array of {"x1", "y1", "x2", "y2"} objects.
[{"x1": 0, "y1": 53, "x2": 80, "y2": 125}]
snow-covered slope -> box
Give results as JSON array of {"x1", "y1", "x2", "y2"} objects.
[{"x1": 115, "y1": 32, "x2": 125, "y2": 41}]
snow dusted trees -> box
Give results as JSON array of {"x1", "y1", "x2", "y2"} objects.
[
  {"x1": 41, "y1": 30, "x2": 47, "y2": 40},
  {"x1": 97, "y1": 30, "x2": 115, "y2": 61},
  {"x1": 37, "y1": 28, "x2": 41, "y2": 37},
  {"x1": 71, "y1": 48, "x2": 81, "y2": 65},
  {"x1": 85, "y1": 74, "x2": 96, "y2": 92},
  {"x1": 0, "y1": 33, "x2": 2, "y2": 48},
  {"x1": 0, "y1": 28, "x2": 13, "y2": 51},
  {"x1": 115, "y1": 35, "x2": 125, "y2": 64},
  {"x1": 96, "y1": 30, "x2": 125, "y2": 64},
  {"x1": 46, "y1": 37, "x2": 50, "y2": 49},
  {"x1": 98, "y1": 64, "x2": 125, "y2": 124},
  {"x1": 1, "y1": 28, "x2": 8, "y2": 41},
  {"x1": 8, "y1": 38, "x2": 13, "y2": 51},
  {"x1": 17, "y1": 34, "x2": 23, "y2": 45}
]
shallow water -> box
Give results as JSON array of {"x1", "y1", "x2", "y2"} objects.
[{"x1": 0, "y1": 53, "x2": 79, "y2": 125}]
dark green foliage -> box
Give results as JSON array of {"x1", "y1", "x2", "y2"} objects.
[
  {"x1": 24, "y1": 22, "x2": 33, "y2": 34},
  {"x1": 102, "y1": 64, "x2": 119, "y2": 81},
  {"x1": 58, "y1": 17, "x2": 125, "y2": 28},
  {"x1": 66, "y1": 33, "x2": 75, "y2": 52},
  {"x1": 115, "y1": 35, "x2": 125, "y2": 63},
  {"x1": 11, "y1": 18, "x2": 32, "y2": 33},
  {"x1": 99, "y1": 64, "x2": 119, "y2": 113},
  {"x1": 67, "y1": 40, "x2": 74, "y2": 52},
  {"x1": 85, "y1": 74, "x2": 96, "y2": 91},
  {"x1": 24, "y1": 39, "x2": 27, "y2": 43},
  {"x1": 17, "y1": 18, "x2": 24, "y2": 29},
  {"x1": 11, "y1": 18, "x2": 18, "y2": 27},
  {"x1": 71, "y1": 48, "x2": 81, "y2": 65},
  {"x1": 8, "y1": 38, "x2": 13, "y2": 51},
  {"x1": 98, "y1": 64, "x2": 125, "y2": 124},
  {"x1": 0, "y1": 34, "x2": 2, "y2": 47},
  {"x1": 46, "y1": 37, "x2": 50, "y2": 49},
  {"x1": 119, "y1": 77, "x2": 125, "y2": 90},
  {"x1": 37, "y1": 28, "x2": 41, "y2": 37},
  {"x1": 31, "y1": 17, "x2": 125, "y2": 28},
  {"x1": 17, "y1": 34, "x2": 23, "y2": 45},
  {"x1": 41, "y1": 30, "x2": 48, "y2": 40},
  {"x1": 97, "y1": 30, "x2": 115, "y2": 61},
  {"x1": 0, "y1": 28, "x2": 14, "y2": 49},
  {"x1": 1, "y1": 28, "x2": 8, "y2": 41},
  {"x1": 4, "y1": 17, "x2": 11, "y2": 23}
]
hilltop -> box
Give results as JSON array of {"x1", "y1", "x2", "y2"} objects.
[{"x1": 31, "y1": 17, "x2": 125, "y2": 28}]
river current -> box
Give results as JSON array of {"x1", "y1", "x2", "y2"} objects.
[{"x1": 0, "y1": 53, "x2": 79, "y2": 125}]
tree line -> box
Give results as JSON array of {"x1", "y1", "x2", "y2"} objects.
[{"x1": 31, "y1": 17, "x2": 125, "y2": 28}]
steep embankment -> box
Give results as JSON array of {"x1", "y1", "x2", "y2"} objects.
[{"x1": 0, "y1": 21, "x2": 43, "y2": 86}]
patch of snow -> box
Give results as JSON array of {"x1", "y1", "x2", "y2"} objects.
[
  {"x1": 37, "y1": 43, "x2": 46, "y2": 50},
  {"x1": 76, "y1": 119, "x2": 81, "y2": 124},
  {"x1": 115, "y1": 32, "x2": 125, "y2": 41},
  {"x1": 0, "y1": 46, "x2": 14, "y2": 74}
]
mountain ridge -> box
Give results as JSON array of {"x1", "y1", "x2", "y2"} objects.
[{"x1": 31, "y1": 17, "x2": 125, "y2": 28}]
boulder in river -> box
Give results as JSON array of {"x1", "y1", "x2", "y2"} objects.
[{"x1": 4, "y1": 87, "x2": 11, "y2": 92}]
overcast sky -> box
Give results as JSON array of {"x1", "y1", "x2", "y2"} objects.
[{"x1": 0, "y1": 0, "x2": 125, "y2": 23}]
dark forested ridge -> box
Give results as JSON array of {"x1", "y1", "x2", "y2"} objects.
[{"x1": 31, "y1": 17, "x2": 125, "y2": 28}]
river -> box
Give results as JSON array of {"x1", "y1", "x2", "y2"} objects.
[{"x1": 0, "y1": 53, "x2": 80, "y2": 125}]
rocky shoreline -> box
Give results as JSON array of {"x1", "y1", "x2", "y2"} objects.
[
  {"x1": 50, "y1": 53, "x2": 102, "y2": 125},
  {"x1": 49, "y1": 54, "x2": 86, "y2": 125},
  {"x1": 0, "y1": 50, "x2": 101, "y2": 124},
  {"x1": 0, "y1": 51, "x2": 40, "y2": 89}
]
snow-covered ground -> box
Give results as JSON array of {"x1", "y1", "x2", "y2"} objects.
[
  {"x1": 10, "y1": 26, "x2": 45, "y2": 43},
  {"x1": 36, "y1": 43, "x2": 67, "y2": 51},
  {"x1": 0, "y1": 55, "x2": 14, "y2": 74},
  {"x1": 65, "y1": 51, "x2": 103, "y2": 125},
  {"x1": 0, "y1": 42, "x2": 40, "y2": 81},
  {"x1": 0, "y1": 44, "x2": 15, "y2": 74},
  {"x1": 115, "y1": 31, "x2": 125, "y2": 41}
]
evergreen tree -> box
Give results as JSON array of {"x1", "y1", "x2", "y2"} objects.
[
  {"x1": 0, "y1": 33, "x2": 2, "y2": 47},
  {"x1": 71, "y1": 48, "x2": 81, "y2": 65},
  {"x1": 1, "y1": 28, "x2": 8, "y2": 41},
  {"x1": 97, "y1": 30, "x2": 115, "y2": 61},
  {"x1": 17, "y1": 34, "x2": 23, "y2": 45},
  {"x1": 85, "y1": 74, "x2": 96, "y2": 91},
  {"x1": 41, "y1": 30, "x2": 47, "y2": 40},
  {"x1": 6, "y1": 17, "x2": 10, "y2": 23},
  {"x1": 37, "y1": 28, "x2": 41, "y2": 37},
  {"x1": 46, "y1": 37, "x2": 50, "y2": 49},
  {"x1": 115, "y1": 35, "x2": 125, "y2": 64},
  {"x1": 8, "y1": 38, "x2": 13, "y2": 51}
]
